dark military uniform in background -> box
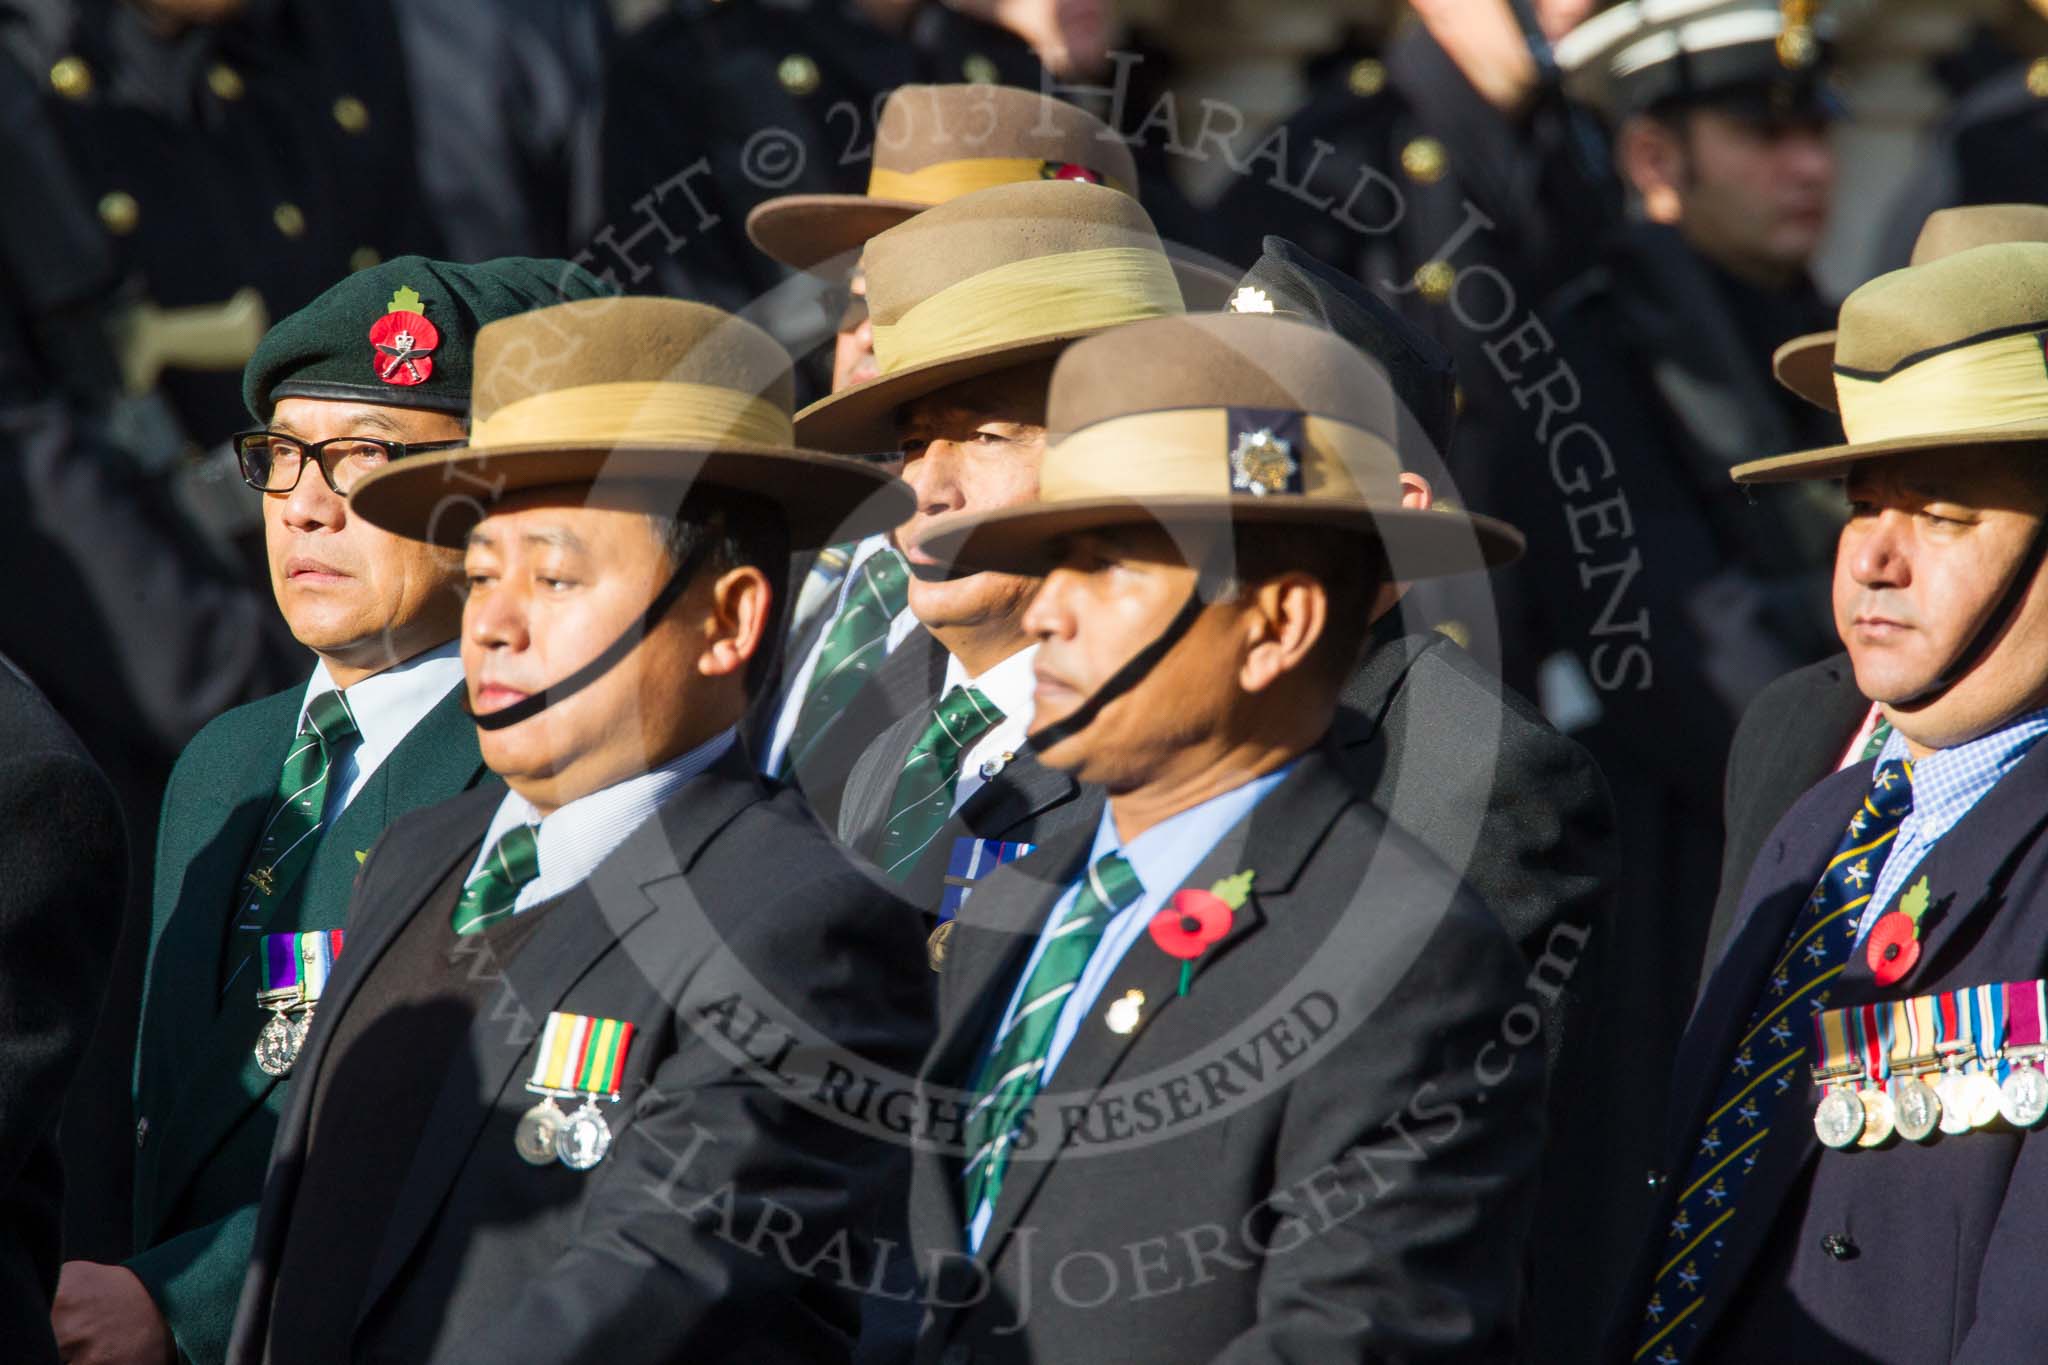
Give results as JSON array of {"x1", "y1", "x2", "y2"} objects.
[
  {"x1": 0, "y1": 0, "x2": 440, "y2": 1261},
  {"x1": 599, "y1": 0, "x2": 1040, "y2": 365},
  {"x1": 1100, "y1": 16, "x2": 1618, "y2": 673},
  {"x1": 1876, "y1": 33, "x2": 2048, "y2": 272}
]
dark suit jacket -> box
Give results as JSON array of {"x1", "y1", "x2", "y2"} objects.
[
  {"x1": 837, "y1": 705, "x2": 1088, "y2": 916},
  {"x1": 1338, "y1": 629, "x2": 1622, "y2": 1364},
  {"x1": 226, "y1": 751, "x2": 934, "y2": 1364},
  {"x1": 129, "y1": 681, "x2": 489, "y2": 1365},
  {"x1": 1702, "y1": 652, "x2": 1870, "y2": 982},
  {"x1": 1602, "y1": 742, "x2": 2048, "y2": 1364},
  {"x1": 0, "y1": 654, "x2": 125, "y2": 1365},
  {"x1": 908, "y1": 737, "x2": 1541, "y2": 1364}
]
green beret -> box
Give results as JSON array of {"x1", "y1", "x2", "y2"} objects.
[{"x1": 243, "y1": 256, "x2": 615, "y2": 422}]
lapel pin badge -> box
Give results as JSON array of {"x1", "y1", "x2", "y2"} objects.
[
  {"x1": 1106, "y1": 989, "x2": 1145, "y2": 1035},
  {"x1": 978, "y1": 751, "x2": 1015, "y2": 781}
]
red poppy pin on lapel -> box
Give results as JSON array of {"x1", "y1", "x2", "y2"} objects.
[
  {"x1": 368, "y1": 284, "x2": 438, "y2": 387},
  {"x1": 1149, "y1": 870, "x2": 1255, "y2": 996},
  {"x1": 1867, "y1": 875, "x2": 1932, "y2": 987}
]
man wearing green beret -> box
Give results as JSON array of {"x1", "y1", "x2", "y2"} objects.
[{"x1": 51, "y1": 256, "x2": 610, "y2": 1365}]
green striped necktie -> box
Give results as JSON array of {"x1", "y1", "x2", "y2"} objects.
[
  {"x1": 872, "y1": 684, "x2": 1004, "y2": 881},
  {"x1": 451, "y1": 823, "x2": 541, "y2": 935},
  {"x1": 782, "y1": 547, "x2": 911, "y2": 777},
  {"x1": 237, "y1": 689, "x2": 359, "y2": 926},
  {"x1": 962, "y1": 852, "x2": 1144, "y2": 1225}
]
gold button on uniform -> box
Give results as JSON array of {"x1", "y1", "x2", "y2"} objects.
[
  {"x1": 50, "y1": 56, "x2": 92, "y2": 100},
  {"x1": 349, "y1": 246, "x2": 382, "y2": 272},
  {"x1": 2029, "y1": 58, "x2": 2048, "y2": 100},
  {"x1": 207, "y1": 63, "x2": 244, "y2": 100},
  {"x1": 1401, "y1": 137, "x2": 1447, "y2": 185},
  {"x1": 97, "y1": 192, "x2": 140, "y2": 236},
  {"x1": 962, "y1": 53, "x2": 999, "y2": 85},
  {"x1": 273, "y1": 203, "x2": 306, "y2": 239},
  {"x1": 1347, "y1": 58, "x2": 1386, "y2": 98},
  {"x1": 1413, "y1": 260, "x2": 1455, "y2": 302},
  {"x1": 777, "y1": 54, "x2": 819, "y2": 96},
  {"x1": 332, "y1": 95, "x2": 370, "y2": 134}
]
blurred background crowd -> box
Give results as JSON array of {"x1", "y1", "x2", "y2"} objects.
[{"x1": 8, "y1": 0, "x2": 2048, "y2": 1323}]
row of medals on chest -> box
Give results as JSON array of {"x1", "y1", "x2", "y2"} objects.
[
  {"x1": 258, "y1": 982, "x2": 616, "y2": 1172},
  {"x1": 1812, "y1": 1041, "x2": 2048, "y2": 1149}
]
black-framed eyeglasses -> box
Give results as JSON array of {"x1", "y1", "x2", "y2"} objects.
[{"x1": 232, "y1": 430, "x2": 467, "y2": 495}]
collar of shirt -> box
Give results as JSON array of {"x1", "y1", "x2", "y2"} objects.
[
  {"x1": 965, "y1": 758, "x2": 1296, "y2": 1251},
  {"x1": 761, "y1": 536, "x2": 918, "y2": 776},
  {"x1": 301, "y1": 640, "x2": 465, "y2": 823},
  {"x1": 944, "y1": 643, "x2": 1039, "y2": 813},
  {"x1": 469, "y1": 728, "x2": 739, "y2": 913},
  {"x1": 1858, "y1": 708, "x2": 2048, "y2": 941}
]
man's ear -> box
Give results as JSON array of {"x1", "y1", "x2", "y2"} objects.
[
  {"x1": 1399, "y1": 471, "x2": 1434, "y2": 512},
  {"x1": 1617, "y1": 113, "x2": 1687, "y2": 225},
  {"x1": 1238, "y1": 572, "x2": 1328, "y2": 695},
  {"x1": 697, "y1": 566, "x2": 774, "y2": 678}
]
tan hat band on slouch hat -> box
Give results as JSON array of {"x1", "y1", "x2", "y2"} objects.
[
  {"x1": 1835, "y1": 326, "x2": 2048, "y2": 446},
  {"x1": 869, "y1": 247, "x2": 1182, "y2": 376},
  {"x1": 467, "y1": 381, "x2": 794, "y2": 451},
  {"x1": 1042, "y1": 409, "x2": 1402, "y2": 505},
  {"x1": 866, "y1": 157, "x2": 1130, "y2": 205},
  {"x1": 1735, "y1": 241, "x2": 2048, "y2": 483}
]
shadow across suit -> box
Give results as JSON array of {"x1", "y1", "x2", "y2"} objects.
[{"x1": 908, "y1": 735, "x2": 1541, "y2": 1364}]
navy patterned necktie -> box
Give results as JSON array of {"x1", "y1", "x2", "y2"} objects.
[{"x1": 1635, "y1": 757, "x2": 1914, "y2": 1364}]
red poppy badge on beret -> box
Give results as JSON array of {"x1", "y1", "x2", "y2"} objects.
[
  {"x1": 369, "y1": 285, "x2": 438, "y2": 387},
  {"x1": 1148, "y1": 869, "x2": 1254, "y2": 996}
]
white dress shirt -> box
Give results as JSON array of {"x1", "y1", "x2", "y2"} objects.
[
  {"x1": 299, "y1": 640, "x2": 466, "y2": 825},
  {"x1": 945, "y1": 643, "x2": 1039, "y2": 814},
  {"x1": 467, "y1": 728, "x2": 738, "y2": 914}
]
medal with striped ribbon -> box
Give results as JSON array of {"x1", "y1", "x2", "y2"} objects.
[
  {"x1": 515, "y1": 1012, "x2": 636, "y2": 1170},
  {"x1": 2000, "y1": 981, "x2": 2048, "y2": 1127},
  {"x1": 1811, "y1": 981, "x2": 2048, "y2": 1146},
  {"x1": 253, "y1": 930, "x2": 344, "y2": 1077}
]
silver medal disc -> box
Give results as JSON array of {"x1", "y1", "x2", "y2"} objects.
[
  {"x1": 1814, "y1": 1087, "x2": 1865, "y2": 1149},
  {"x1": 1936, "y1": 1072, "x2": 1976, "y2": 1135},
  {"x1": 254, "y1": 1011, "x2": 299, "y2": 1077},
  {"x1": 555, "y1": 1104, "x2": 612, "y2": 1170},
  {"x1": 1856, "y1": 1088, "x2": 1897, "y2": 1147},
  {"x1": 515, "y1": 1100, "x2": 566, "y2": 1166},
  {"x1": 2001, "y1": 1067, "x2": 2048, "y2": 1129},
  {"x1": 1965, "y1": 1072, "x2": 2004, "y2": 1129},
  {"x1": 1894, "y1": 1077, "x2": 1941, "y2": 1142}
]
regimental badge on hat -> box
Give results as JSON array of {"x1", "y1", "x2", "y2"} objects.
[
  {"x1": 1227, "y1": 286, "x2": 1276, "y2": 315},
  {"x1": 368, "y1": 284, "x2": 439, "y2": 388},
  {"x1": 1777, "y1": 0, "x2": 1818, "y2": 69},
  {"x1": 1228, "y1": 411, "x2": 1305, "y2": 498}
]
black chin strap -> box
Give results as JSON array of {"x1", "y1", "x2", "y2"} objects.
[
  {"x1": 1025, "y1": 547, "x2": 1231, "y2": 752},
  {"x1": 1893, "y1": 518, "x2": 2048, "y2": 710},
  {"x1": 467, "y1": 535, "x2": 713, "y2": 732}
]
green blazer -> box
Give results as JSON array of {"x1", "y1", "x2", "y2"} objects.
[{"x1": 127, "y1": 678, "x2": 493, "y2": 1365}]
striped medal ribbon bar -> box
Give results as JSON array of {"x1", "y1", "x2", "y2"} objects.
[
  {"x1": 939, "y1": 837, "x2": 1037, "y2": 921},
  {"x1": 256, "y1": 930, "x2": 345, "y2": 1008},
  {"x1": 528, "y1": 1012, "x2": 636, "y2": 1101}
]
